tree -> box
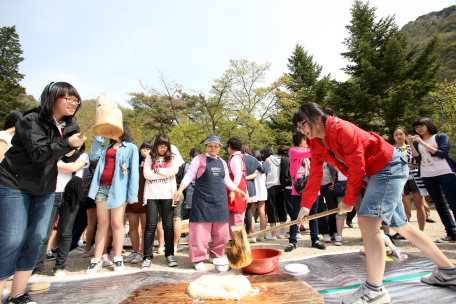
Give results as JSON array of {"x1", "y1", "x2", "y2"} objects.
[
  {"x1": 0, "y1": 26, "x2": 27, "y2": 127},
  {"x1": 431, "y1": 79, "x2": 456, "y2": 158},
  {"x1": 328, "y1": 0, "x2": 441, "y2": 142}
]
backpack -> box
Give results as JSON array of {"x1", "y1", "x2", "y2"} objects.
[{"x1": 280, "y1": 155, "x2": 292, "y2": 187}]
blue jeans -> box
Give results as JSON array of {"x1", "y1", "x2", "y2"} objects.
[
  {"x1": 289, "y1": 195, "x2": 319, "y2": 245},
  {"x1": 33, "y1": 193, "x2": 80, "y2": 274},
  {"x1": 359, "y1": 153, "x2": 408, "y2": 228},
  {"x1": 422, "y1": 174, "x2": 456, "y2": 237},
  {"x1": 283, "y1": 188, "x2": 293, "y2": 218},
  {"x1": 0, "y1": 182, "x2": 54, "y2": 280}
]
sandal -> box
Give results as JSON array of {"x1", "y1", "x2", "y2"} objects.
[{"x1": 391, "y1": 233, "x2": 405, "y2": 240}]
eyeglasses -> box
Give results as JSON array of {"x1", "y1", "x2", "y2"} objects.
[
  {"x1": 62, "y1": 97, "x2": 81, "y2": 105},
  {"x1": 297, "y1": 121, "x2": 307, "y2": 131},
  {"x1": 414, "y1": 124, "x2": 425, "y2": 130}
]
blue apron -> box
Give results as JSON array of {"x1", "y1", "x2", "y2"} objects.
[{"x1": 190, "y1": 156, "x2": 229, "y2": 223}]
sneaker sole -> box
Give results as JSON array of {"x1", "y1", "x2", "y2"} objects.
[
  {"x1": 168, "y1": 263, "x2": 178, "y2": 267},
  {"x1": 421, "y1": 278, "x2": 456, "y2": 286}
]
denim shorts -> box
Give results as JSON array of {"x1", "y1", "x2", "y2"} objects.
[
  {"x1": 358, "y1": 152, "x2": 408, "y2": 228},
  {"x1": 95, "y1": 185, "x2": 111, "y2": 203}
]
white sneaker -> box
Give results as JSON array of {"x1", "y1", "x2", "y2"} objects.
[
  {"x1": 277, "y1": 235, "x2": 287, "y2": 239},
  {"x1": 131, "y1": 253, "x2": 144, "y2": 264},
  {"x1": 68, "y1": 248, "x2": 83, "y2": 256},
  {"x1": 101, "y1": 253, "x2": 112, "y2": 266},
  {"x1": 113, "y1": 256, "x2": 124, "y2": 271},
  {"x1": 334, "y1": 235, "x2": 343, "y2": 246},
  {"x1": 342, "y1": 283, "x2": 391, "y2": 304},
  {"x1": 297, "y1": 233, "x2": 302, "y2": 239},
  {"x1": 78, "y1": 240, "x2": 84, "y2": 247},
  {"x1": 124, "y1": 252, "x2": 136, "y2": 263},
  {"x1": 323, "y1": 234, "x2": 331, "y2": 243},
  {"x1": 256, "y1": 235, "x2": 265, "y2": 242},
  {"x1": 141, "y1": 258, "x2": 152, "y2": 269},
  {"x1": 54, "y1": 270, "x2": 66, "y2": 276},
  {"x1": 157, "y1": 247, "x2": 165, "y2": 254},
  {"x1": 86, "y1": 259, "x2": 102, "y2": 274},
  {"x1": 194, "y1": 262, "x2": 206, "y2": 271},
  {"x1": 249, "y1": 237, "x2": 257, "y2": 243},
  {"x1": 28, "y1": 274, "x2": 41, "y2": 282},
  {"x1": 266, "y1": 235, "x2": 277, "y2": 240},
  {"x1": 174, "y1": 246, "x2": 184, "y2": 252}
]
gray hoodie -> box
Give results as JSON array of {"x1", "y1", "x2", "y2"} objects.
[{"x1": 265, "y1": 155, "x2": 281, "y2": 189}]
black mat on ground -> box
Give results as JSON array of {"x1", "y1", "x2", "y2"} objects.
[{"x1": 24, "y1": 253, "x2": 456, "y2": 303}]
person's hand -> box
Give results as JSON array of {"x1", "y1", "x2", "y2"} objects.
[
  {"x1": 297, "y1": 208, "x2": 309, "y2": 226},
  {"x1": 234, "y1": 188, "x2": 247, "y2": 201},
  {"x1": 338, "y1": 202, "x2": 353, "y2": 214},
  {"x1": 174, "y1": 191, "x2": 182, "y2": 202},
  {"x1": 413, "y1": 135, "x2": 424, "y2": 145},
  {"x1": 328, "y1": 181, "x2": 334, "y2": 191},
  {"x1": 140, "y1": 149, "x2": 150, "y2": 159},
  {"x1": 69, "y1": 133, "x2": 86, "y2": 148},
  {"x1": 229, "y1": 191, "x2": 236, "y2": 204}
]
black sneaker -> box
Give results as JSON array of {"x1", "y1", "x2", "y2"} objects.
[
  {"x1": 284, "y1": 243, "x2": 297, "y2": 252},
  {"x1": 426, "y1": 218, "x2": 436, "y2": 223},
  {"x1": 45, "y1": 250, "x2": 56, "y2": 261},
  {"x1": 384, "y1": 233, "x2": 396, "y2": 246},
  {"x1": 51, "y1": 247, "x2": 58, "y2": 253},
  {"x1": 312, "y1": 241, "x2": 326, "y2": 250},
  {"x1": 437, "y1": 236, "x2": 456, "y2": 243},
  {"x1": 346, "y1": 220, "x2": 353, "y2": 228},
  {"x1": 5, "y1": 293, "x2": 37, "y2": 304},
  {"x1": 167, "y1": 255, "x2": 178, "y2": 267}
]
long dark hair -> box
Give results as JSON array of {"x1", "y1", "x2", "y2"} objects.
[
  {"x1": 151, "y1": 134, "x2": 173, "y2": 164},
  {"x1": 251, "y1": 147, "x2": 263, "y2": 162},
  {"x1": 292, "y1": 102, "x2": 335, "y2": 129},
  {"x1": 40, "y1": 82, "x2": 82, "y2": 122},
  {"x1": 139, "y1": 140, "x2": 153, "y2": 162},
  {"x1": 412, "y1": 117, "x2": 438, "y2": 137},
  {"x1": 110, "y1": 122, "x2": 134, "y2": 144},
  {"x1": 241, "y1": 143, "x2": 252, "y2": 155},
  {"x1": 261, "y1": 146, "x2": 275, "y2": 160},
  {"x1": 277, "y1": 146, "x2": 288, "y2": 156},
  {"x1": 3, "y1": 110, "x2": 24, "y2": 130}
]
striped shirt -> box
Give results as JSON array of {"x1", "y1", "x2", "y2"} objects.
[{"x1": 395, "y1": 145, "x2": 427, "y2": 196}]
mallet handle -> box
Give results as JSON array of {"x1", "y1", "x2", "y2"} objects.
[
  {"x1": 248, "y1": 208, "x2": 339, "y2": 239},
  {"x1": 78, "y1": 122, "x2": 96, "y2": 138}
]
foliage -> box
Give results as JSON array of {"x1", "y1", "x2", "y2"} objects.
[
  {"x1": 328, "y1": 0, "x2": 441, "y2": 143},
  {"x1": 430, "y1": 79, "x2": 456, "y2": 158},
  {"x1": 0, "y1": 25, "x2": 28, "y2": 128},
  {"x1": 401, "y1": 5, "x2": 456, "y2": 82}
]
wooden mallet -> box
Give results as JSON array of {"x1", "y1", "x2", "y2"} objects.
[
  {"x1": 78, "y1": 95, "x2": 123, "y2": 139},
  {"x1": 224, "y1": 208, "x2": 340, "y2": 269}
]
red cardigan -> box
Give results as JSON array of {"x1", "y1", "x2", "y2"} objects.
[{"x1": 301, "y1": 116, "x2": 394, "y2": 209}]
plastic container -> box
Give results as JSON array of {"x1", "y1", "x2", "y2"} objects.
[
  {"x1": 213, "y1": 258, "x2": 230, "y2": 272},
  {"x1": 241, "y1": 248, "x2": 282, "y2": 274}
]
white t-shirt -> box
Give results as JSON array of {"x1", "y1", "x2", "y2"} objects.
[
  {"x1": 143, "y1": 156, "x2": 178, "y2": 201},
  {"x1": 254, "y1": 171, "x2": 268, "y2": 201},
  {"x1": 418, "y1": 135, "x2": 453, "y2": 178},
  {"x1": 0, "y1": 131, "x2": 13, "y2": 149},
  {"x1": 55, "y1": 153, "x2": 90, "y2": 193}
]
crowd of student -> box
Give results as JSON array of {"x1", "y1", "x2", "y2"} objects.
[{"x1": 0, "y1": 82, "x2": 455, "y2": 304}]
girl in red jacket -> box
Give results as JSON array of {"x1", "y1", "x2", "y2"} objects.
[{"x1": 293, "y1": 102, "x2": 455, "y2": 304}]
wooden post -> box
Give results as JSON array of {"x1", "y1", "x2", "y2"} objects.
[{"x1": 224, "y1": 225, "x2": 253, "y2": 269}]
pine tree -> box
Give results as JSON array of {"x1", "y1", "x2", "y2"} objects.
[
  {"x1": 0, "y1": 25, "x2": 26, "y2": 127},
  {"x1": 329, "y1": 1, "x2": 441, "y2": 142}
]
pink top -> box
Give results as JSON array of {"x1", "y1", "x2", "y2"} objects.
[
  {"x1": 181, "y1": 153, "x2": 236, "y2": 191},
  {"x1": 228, "y1": 151, "x2": 244, "y2": 184},
  {"x1": 289, "y1": 146, "x2": 319, "y2": 196}
]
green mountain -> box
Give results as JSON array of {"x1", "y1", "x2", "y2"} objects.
[{"x1": 401, "y1": 5, "x2": 456, "y2": 82}]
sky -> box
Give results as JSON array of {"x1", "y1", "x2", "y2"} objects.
[{"x1": 1, "y1": 0, "x2": 455, "y2": 108}]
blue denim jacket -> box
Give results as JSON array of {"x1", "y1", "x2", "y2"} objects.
[{"x1": 88, "y1": 136, "x2": 139, "y2": 209}]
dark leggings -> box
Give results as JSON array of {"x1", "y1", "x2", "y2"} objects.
[
  {"x1": 266, "y1": 186, "x2": 286, "y2": 223},
  {"x1": 244, "y1": 203, "x2": 253, "y2": 235},
  {"x1": 143, "y1": 199, "x2": 174, "y2": 259}
]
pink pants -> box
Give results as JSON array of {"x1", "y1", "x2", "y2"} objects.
[
  {"x1": 229, "y1": 211, "x2": 245, "y2": 239},
  {"x1": 188, "y1": 222, "x2": 229, "y2": 263}
]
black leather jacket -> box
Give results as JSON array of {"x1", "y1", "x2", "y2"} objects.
[{"x1": 0, "y1": 107, "x2": 80, "y2": 195}]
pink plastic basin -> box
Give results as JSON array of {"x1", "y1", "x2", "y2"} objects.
[{"x1": 241, "y1": 248, "x2": 282, "y2": 274}]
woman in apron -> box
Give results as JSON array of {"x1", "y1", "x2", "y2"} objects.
[{"x1": 174, "y1": 134, "x2": 247, "y2": 271}]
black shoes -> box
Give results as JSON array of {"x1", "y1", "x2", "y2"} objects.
[
  {"x1": 284, "y1": 243, "x2": 297, "y2": 252},
  {"x1": 312, "y1": 241, "x2": 326, "y2": 250},
  {"x1": 166, "y1": 255, "x2": 177, "y2": 267},
  {"x1": 346, "y1": 220, "x2": 353, "y2": 228},
  {"x1": 426, "y1": 218, "x2": 436, "y2": 223}
]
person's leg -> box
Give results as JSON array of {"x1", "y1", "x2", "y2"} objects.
[
  {"x1": 412, "y1": 192, "x2": 426, "y2": 231},
  {"x1": 160, "y1": 199, "x2": 175, "y2": 257},
  {"x1": 283, "y1": 189, "x2": 293, "y2": 219},
  {"x1": 257, "y1": 201, "x2": 266, "y2": 237},
  {"x1": 244, "y1": 203, "x2": 252, "y2": 236},
  {"x1": 110, "y1": 204, "x2": 126, "y2": 258},
  {"x1": 402, "y1": 196, "x2": 412, "y2": 221},
  {"x1": 93, "y1": 201, "x2": 111, "y2": 259},
  {"x1": 424, "y1": 199, "x2": 431, "y2": 219},
  {"x1": 32, "y1": 200, "x2": 59, "y2": 276},
  {"x1": 12, "y1": 191, "x2": 54, "y2": 298},
  {"x1": 143, "y1": 200, "x2": 159, "y2": 260},
  {"x1": 250, "y1": 203, "x2": 257, "y2": 234},
  {"x1": 188, "y1": 222, "x2": 211, "y2": 263},
  {"x1": 265, "y1": 188, "x2": 278, "y2": 237},
  {"x1": 422, "y1": 176, "x2": 456, "y2": 237},
  {"x1": 309, "y1": 197, "x2": 320, "y2": 244},
  {"x1": 140, "y1": 213, "x2": 146, "y2": 253},
  {"x1": 157, "y1": 219, "x2": 164, "y2": 250},
  {"x1": 128, "y1": 212, "x2": 141, "y2": 253},
  {"x1": 229, "y1": 211, "x2": 246, "y2": 239},
  {"x1": 54, "y1": 199, "x2": 80, "y2": 273},
  {"x1": 288, "y1": 195, "x2": 302, "y2": 245},
  {"x1": 322, "y1": 186, "x2": 338, "y2": 235},
  {"x1": 85, "y1": 208, "x2": 97, "y2": 251},
  {"x1": 317, "y1": 194, "x2": 329, "y2": 235},
  {"x1": 275, "y1": 187, "x2": 286, "y2": 236},
  {"x1": 436, "y1": 174, "x2": 456, "y2": 220},
  {"x1": 71, "y1": 207, "x2": 88, "y2": 251},
  {"x1": 173, "y1": 195, "x2": 184, "y2": 248},
  {"x1": 209, "y1": 222, "x2": 229, "y2": 258}
]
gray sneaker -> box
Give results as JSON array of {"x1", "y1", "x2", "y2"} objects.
[
  {"x1": 342, "y1": 284, "x2": 391, "y2": 304},
  {"x1": 141, "y1": 259, "x2": 152, "y2": 269},
  {"x1": 421, "y1": 267, "x2": 456, "y2": 286},
  {"x1": 167, "y1": 255, "x2": 178, "y2": 267}
]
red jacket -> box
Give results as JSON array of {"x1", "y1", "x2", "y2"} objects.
[{"x1": 301, "y1": 116, "x2": 394, "y2": 209}]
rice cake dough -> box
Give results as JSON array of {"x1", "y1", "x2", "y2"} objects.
[{"x1": 187, "y1": 271, "x2": 251, "y2": 301}]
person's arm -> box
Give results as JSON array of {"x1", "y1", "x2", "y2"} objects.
[
  {"x1": 230, "y1": 156, "x2": 243, "y2": 184},
  {"x1": 143, "y1": 156, "x2": 167, "y2": 180},
  {"x1": 429, "y1": 134, "x2": 450, "y2": 159},
  {"x1": 0, "y1": 140, "x2": 8, "y2": 163},
  {"x1": 90, "y1": 136, "x2": 107, "y2": 161},
  {"x1": 127, "y1": 145, "x2": 140, "y2": 203},
  {"x1": 256, "y1": 160, "x2": 266, "y2": 173},
  {"x1": 156, "y1": 159, "x2": 179, "y2": 178},
  {"x1": 58, "y1": 159, "x2": 87, "y2": 173},
  {"x1": 408, "y1": 138, "x2": 422, "y2": 162},
  {"x1": 18, "y1": 115, "x2": 79, "y2": 163},
  {"x1": 245, "y1": 171, "x2": 258, "y2": 181},
  {"x1": 289, "y1": 148, "x2": 312, "y2": 160}
]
